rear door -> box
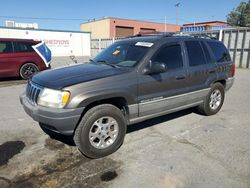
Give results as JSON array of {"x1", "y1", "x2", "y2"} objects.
[
  {"x1": 138, "y1": 42, "x2": 189, "y2": 117},
  {"x1": 184, "y1": 40, "x2": 217, "y2": 101},
  {"x1": 206, "y1": 41, "x2": 234, "y2": 79},
  {"x1": 0, "y1": 41, "x2": 15, "y2": 77}
]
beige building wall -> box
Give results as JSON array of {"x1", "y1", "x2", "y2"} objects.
[{"x1": 80, "y1": 19, "x2": 110, "y2": 39}]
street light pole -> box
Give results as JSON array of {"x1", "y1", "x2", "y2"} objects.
[
  {"x1": 164, "y1": 16, "x2": 167, "y2": 32},
  {"x1": 175, "y1": 2, "x2": 180, "y2": 25}
]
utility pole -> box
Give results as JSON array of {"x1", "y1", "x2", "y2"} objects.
[
  {"x1": 175, "y1": 2, "x2": 180, "y2": 25},
  {"x1": 164, "y1": 16, "x2": 167, "y2": 32}
]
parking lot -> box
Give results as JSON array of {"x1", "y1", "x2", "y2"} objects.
[{"x1": 0, "y1": 69, "x2": 249, "y2": 188}]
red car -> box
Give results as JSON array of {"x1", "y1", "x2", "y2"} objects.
[{"x1": 0, "y1": 38, "x2": 50, "y2": 79}]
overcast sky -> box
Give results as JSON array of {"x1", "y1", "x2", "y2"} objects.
[{"x1": 0, "y1": 0, "x2": 244, "y2": 31}]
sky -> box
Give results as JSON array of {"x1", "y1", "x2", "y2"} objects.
[{"x1": 0, "y1": 0, "x2": 245, "y2": 31}]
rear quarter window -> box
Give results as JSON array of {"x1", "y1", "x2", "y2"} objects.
[
  {"x1": 207, "y1": 41, "x2": 231, "y2": 62},
  {"x1": 14, "y1": 42, "x2": 35, "y2": 53}
]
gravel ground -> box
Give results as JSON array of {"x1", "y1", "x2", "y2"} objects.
[{"x1": 0, "y1": 69, "x2": 249, "y2": 188}]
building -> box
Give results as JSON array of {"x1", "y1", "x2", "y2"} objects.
[
  {"x1": 5, "y1": 21, "x2": 39, "y2": 29},
  {"x1": 181, "y1": 21, "x2": 234, "y2": 32},
  {"x1": 80, "y1": 17, "x2": 180, "y2": 39}
]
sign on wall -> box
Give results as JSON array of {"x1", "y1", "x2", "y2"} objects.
[{"x1": 0, "y1": 28, "x2": 91, "y2": 57}]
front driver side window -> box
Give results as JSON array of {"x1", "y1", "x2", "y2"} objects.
[{"x1": 151, "y1": 44, "x2": 183, "y2": 70}]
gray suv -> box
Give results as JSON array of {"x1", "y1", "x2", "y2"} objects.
[{"x1": 20, "y1": 34, "x2": 235, "y2": 158}]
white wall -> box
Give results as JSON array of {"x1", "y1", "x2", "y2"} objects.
[{"x1": 0, "y1": 27, "x2": 91, "y2": 57}]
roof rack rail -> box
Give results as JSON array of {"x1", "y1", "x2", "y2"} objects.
[
  {"x1": 171, "y1": 32, "x2": 217, "y2": 40},
  {"x1": 125, "y1": 31, "x2": 162, "y2": 38},
  {"x1": 125, "y1": 32, "x2": 217, "y2": 40}
]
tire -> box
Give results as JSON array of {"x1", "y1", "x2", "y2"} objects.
[
  {"x1": 20, "y1": 63, "x2": 39, "y2": 80},
  {"x1": 197, "y1": 83, "x2": 225, "y2": 116},
  {"x1": 74, "y1": 104, "x2": 127, "y2": 159}
]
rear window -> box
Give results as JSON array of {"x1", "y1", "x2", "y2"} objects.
[
  {"x1": 0, "y1": 41, "x2": 13, "y2": 53},
  {"x1": 207, "y1": 41, "x2": 231, "y2": 62},
  {"x1": 14, "y1": 42, "x2": 34, "y2": 53},
  {"x1": 185, "y1": 41, "x2": 206, "y2": 66}
]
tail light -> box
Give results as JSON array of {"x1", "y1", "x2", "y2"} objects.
[{"x1": 232, "y1": 63, "x2": 235, "y2": 77}]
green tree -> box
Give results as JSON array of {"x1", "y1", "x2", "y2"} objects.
[{"x1": 227, "y1": 0, "x2": 250, "y2": 27}]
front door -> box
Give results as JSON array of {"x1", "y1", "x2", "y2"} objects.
[
  {"x1": 138, "y1": 42, "x2": 188, "y2": 117},
  {"x1": 0, "y1": 41, "x2": 14, "y2": 78}
]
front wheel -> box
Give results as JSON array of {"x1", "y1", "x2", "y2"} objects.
[
  {"x1": 74, "y1": 104, "x2": 127, "y2": 158},
  {"x1": 197, "y1": 83, "x2": 225, "y2": 116},
  {"x1": 20, "y1": 63, "x2": 39, "y2": 79}
]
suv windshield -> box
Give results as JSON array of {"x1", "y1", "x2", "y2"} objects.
[{"x1": 93, "y1": 42, "x2": 150, "y2": 67}]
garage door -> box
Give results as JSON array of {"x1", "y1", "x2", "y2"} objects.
[
  {"x1": 115, "y1": 26, "x2": 134, "y2": 37},
  {"x1": 140, "y1": 28, "x2": 156, "y2": 34}
]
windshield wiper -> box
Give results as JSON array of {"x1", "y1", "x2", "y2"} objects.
[
  {"x1": 96, "y1": 60, "x2": 120, "y2": 68},
  {"x1": 89, "y1": 59, "x2": 96, "y2": 63}
]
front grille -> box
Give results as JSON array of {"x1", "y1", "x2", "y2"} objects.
[{"x1": 26, "y1": 82, "x2": 43, "y2": 104}]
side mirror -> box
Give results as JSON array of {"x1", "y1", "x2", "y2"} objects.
[
  {"x1": 70, "y1": 55, "x2": 78, "y2": 64},
  {"x1": 143, "y1": 61, "x2": 167, "y2": 75}
]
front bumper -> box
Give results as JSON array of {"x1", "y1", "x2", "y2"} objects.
[{"x1": 20, "y1": 93, "x2": 84, "y2": 135}]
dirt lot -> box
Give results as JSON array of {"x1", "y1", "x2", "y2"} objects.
[{"x1": 0, "y1": 69, "x2": 249, "y2": 188}]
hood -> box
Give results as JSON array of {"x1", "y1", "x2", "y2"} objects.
[{"x1": 32, "y1": 63, "x2": 127, "y2": 89}]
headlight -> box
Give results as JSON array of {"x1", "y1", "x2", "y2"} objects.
[{"x1": 37, "y1": 88, "x2": 70, "y2": 108}]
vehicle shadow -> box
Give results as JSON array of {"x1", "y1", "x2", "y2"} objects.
[
  {"x1": 46, "y1": 108, "x2": 195, "y2": 147},
  {"x1": 0, "y1": 77, "x2": 21, "y2": 81},
  {"x1": 127, "y1": 108, "x2": 194, "y2": 133},
  {"x1": 0, "y1": 77, "x2": 27, "y2": 87}
]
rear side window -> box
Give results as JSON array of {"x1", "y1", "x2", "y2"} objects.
[
  {"x1": 152, "y1": 44, "x2": 183, "y2": 70},
  {"x1": 185, "y1": 41, "x2": 206, "y2": 66},
  {"x1": 200, "y1": 42, "x2": 212, "y2": 63},
  {"x1": 14, "y1": 42, "x2": 34, "y2": 53},
  {"x1": 207, "y1": 41, "x2": 231, "y2": 62},
  {"x1": 0, "y1": 41, "x2": 13, "y2": 53}
]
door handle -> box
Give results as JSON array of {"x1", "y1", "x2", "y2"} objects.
[
  {"x1": 208, "y1": 69, "x2": 216, "y2": 74},
  {"x1": 175, "y1": 75, "x2": 186, "y2": 80}
]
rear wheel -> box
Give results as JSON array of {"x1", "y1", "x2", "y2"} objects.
[
  {"x1": 197, "y1": 83, "x2": 225, "y2": 116},
  {"x1": 74, "y1": 104, "x2": 127, "y2": 159},
  {"x1": 20, "y1": 63, "x2": 39, "y2": 79}
]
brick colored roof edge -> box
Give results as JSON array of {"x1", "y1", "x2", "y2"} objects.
[{"x1": 80, "y1": 17, "x2": 180, "y2": 27}]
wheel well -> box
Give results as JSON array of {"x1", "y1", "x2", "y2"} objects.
[
  {"x1": 20, "y1": 62, "x2": 38, "y2": 70},
  {"x1": 82, "y1": 97, "x2": 128, "y2": 118},
  {"x1": 214, "y1": 80, "x2": 226, "y2": 88}
]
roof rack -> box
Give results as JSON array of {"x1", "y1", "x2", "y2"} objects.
[
  {"x1": 170, "y1": 32, "x2": 217, "y2": 40},
  {"x1": 126, "y1": 32, "x2": 217, "y2": 40},
  {"x1": 125, "y1": 31, "x2": 162, "y2": 38}
]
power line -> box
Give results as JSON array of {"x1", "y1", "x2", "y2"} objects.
[
  {"x1": 0, "y1": 15, "x2": 175, "y2": 21},
  {"x1": 0, "y1": 15, "x2": 89, "y2": 21},
  {"x1": 0, "y1": 15, "x2": 193, "y2": 24}
]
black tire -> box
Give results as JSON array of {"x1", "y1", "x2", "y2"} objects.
[
  {"x1": 197, "y1": 83, "x2": 225, "y2": 116},
  {"x1": 20, "y1": 63, "x2": 39, "y2": 79},
  {"x1": 74, "y1": 104, "x2": 127, "y2": 159}
]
